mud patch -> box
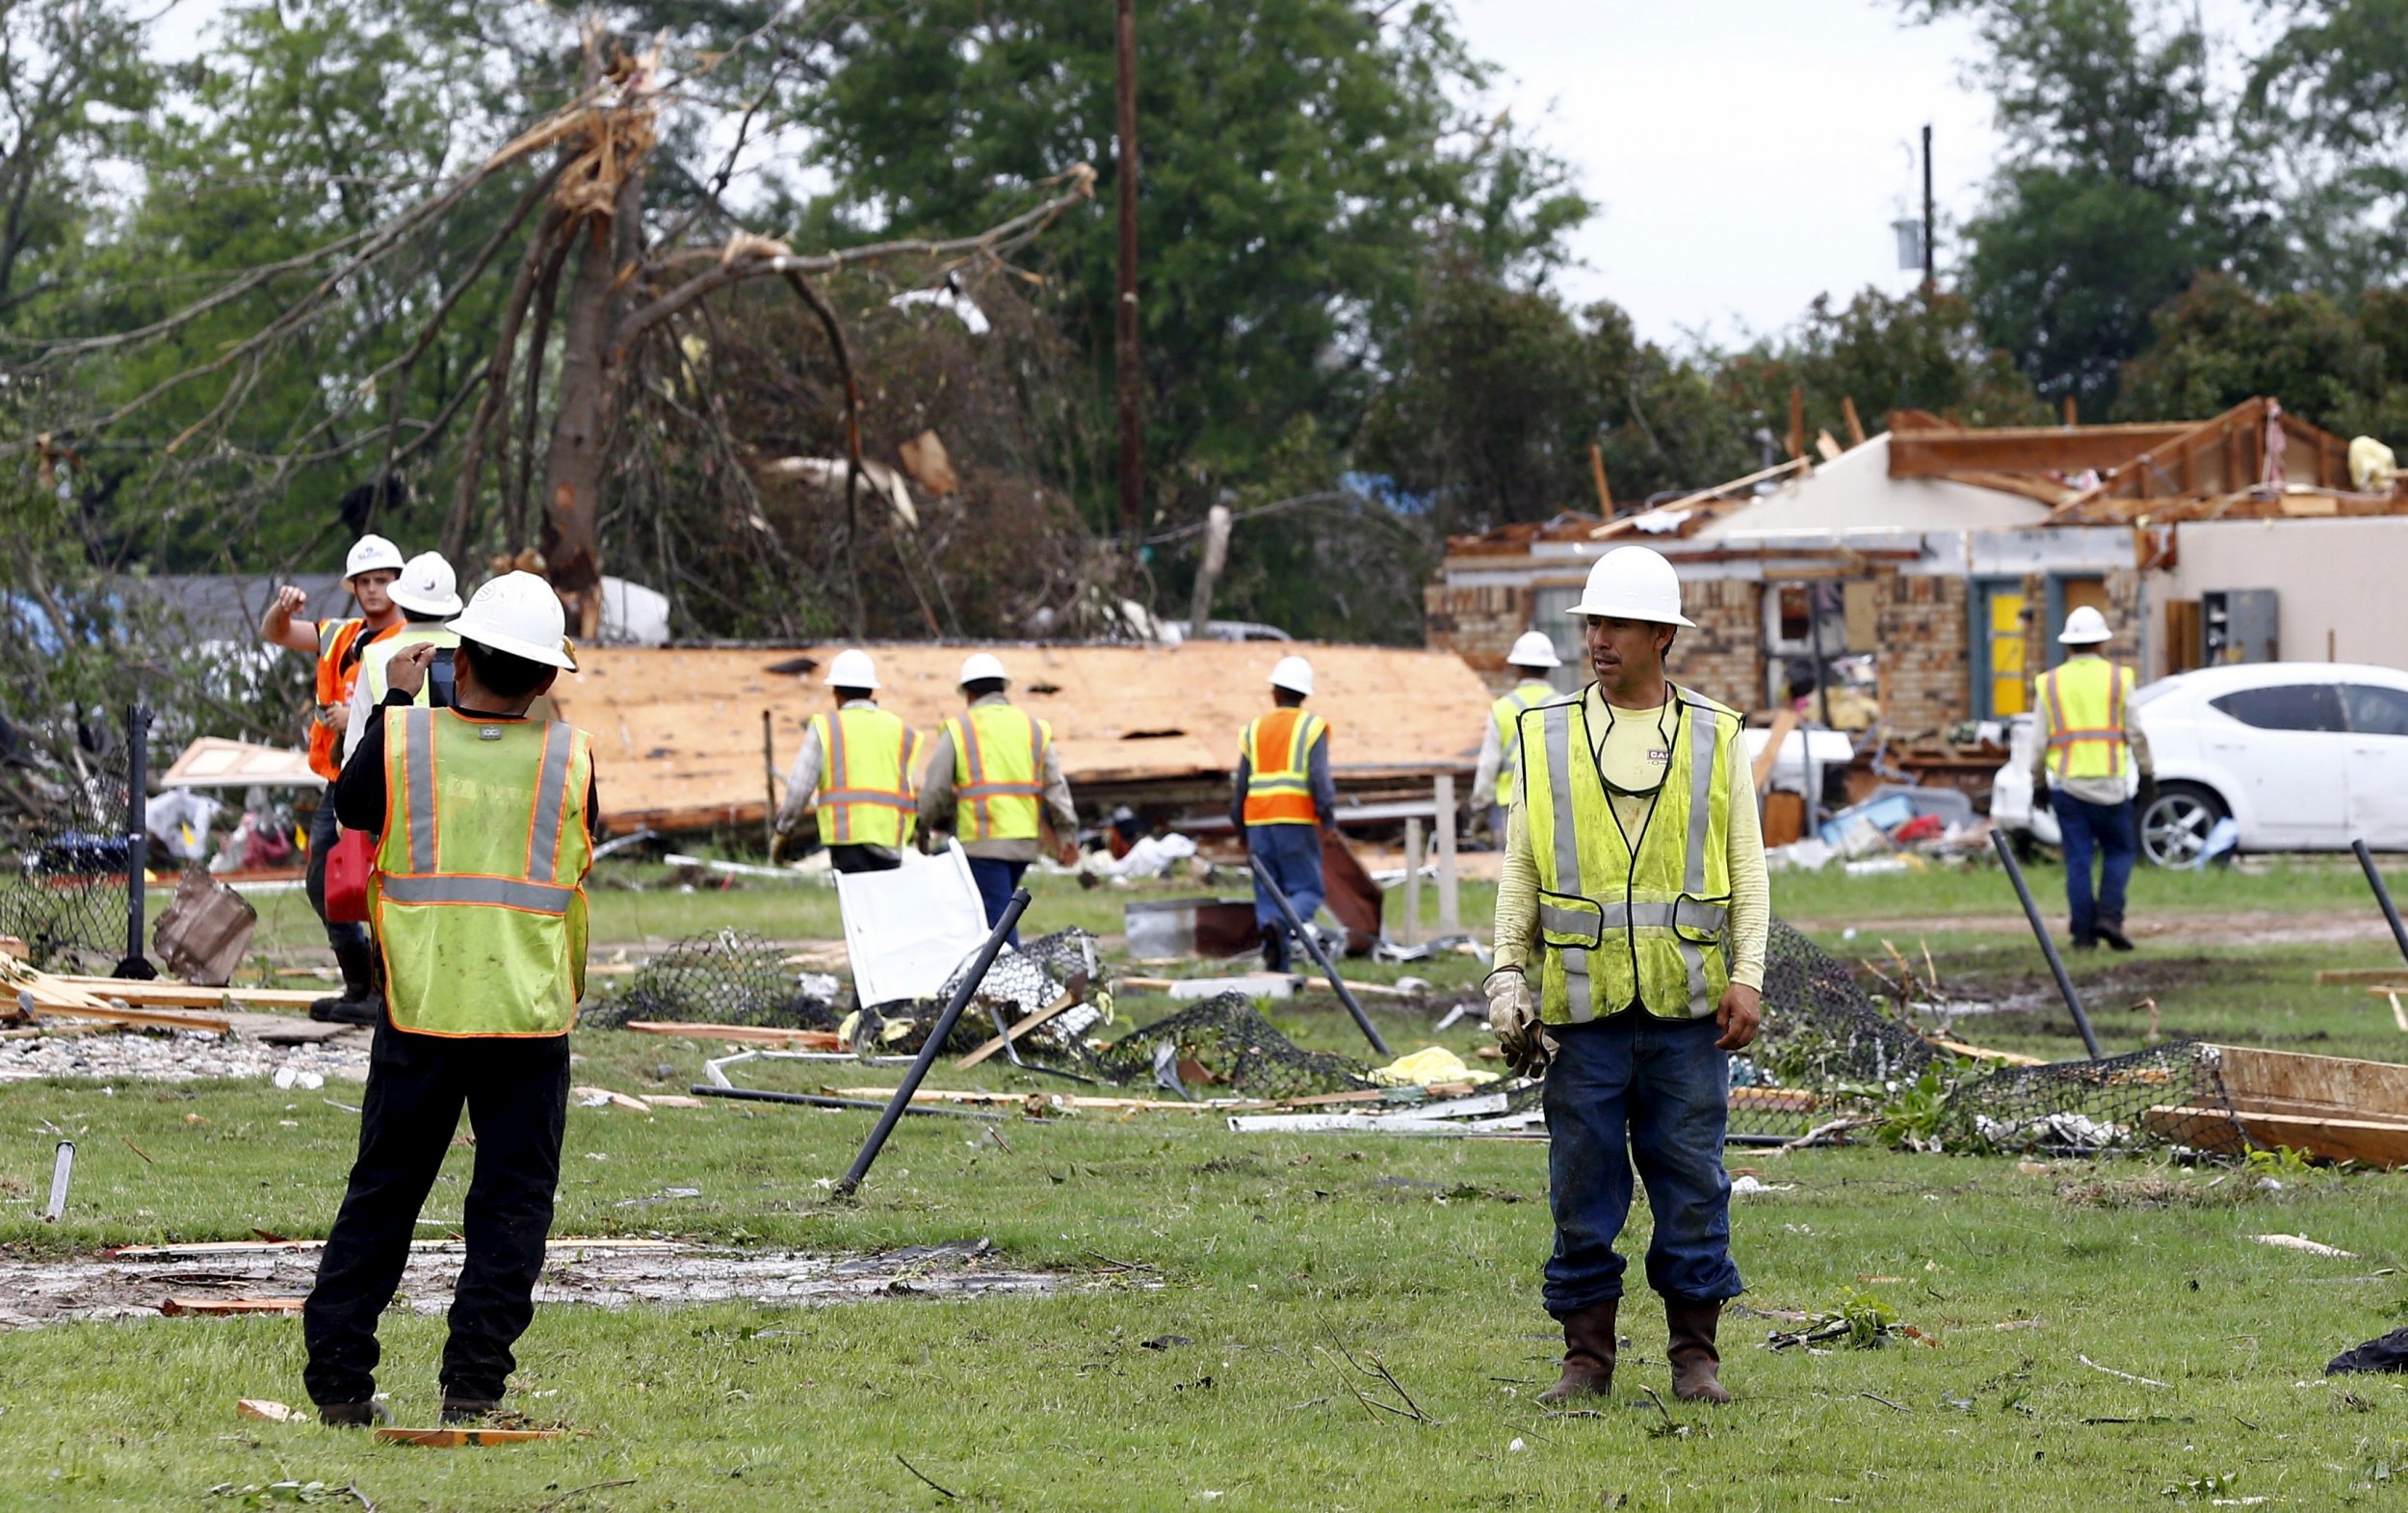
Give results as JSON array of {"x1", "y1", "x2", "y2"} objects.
[{"x1": 0, "y1": 1238, "x2": 1090, "y2": 1330}]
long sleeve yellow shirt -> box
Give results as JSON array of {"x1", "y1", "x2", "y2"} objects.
[{"x1": 1491, "y1": 686, "x2": 1768, "y2": 992}]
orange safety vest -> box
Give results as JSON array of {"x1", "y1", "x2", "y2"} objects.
[
  {"x1": 2039, "y1": 657, "x2": 2135, "y2": 781},
  {"x1": 942, "y1": 703, "x2": 1050, "y2": 843},
  {"x1": 308, "y1": 618, "x2": 399, "y2": 780},
  {"x1": 808, "y1": 706, "x2": 922, "y2": 848},
  {"x1": 1240, "y1": 708, "x2": 1328, "y2": 826}
]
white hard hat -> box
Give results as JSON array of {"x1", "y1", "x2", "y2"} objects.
[
  {"x1": 387, "y1": 552, "x2": 463, "y2": 616},
  {"x1": 1506, "y1": 631, "x2": 1562, "y2": 669},
  {"x1": 825, "y1": 648, "x2": 880, "y2": 691},
  {"x1": 445, "y1": 571, "x2": 576, "y2": 670},
  {"x1": 1565, "y1": 545, "x2": 1693, "y2": 627},
  {"x1": 2059, "y1": 606, "x2": 2113, "y2": 645},
  {"x1": 345, "y1": 535, "x2": 405, "y2": 579},
  {"x1": 958, "y1": 651, "x2": 1008, "y2": 688},
  {"x1": 1269, "y1": 654, "x2": 1316, "y2": 696}
]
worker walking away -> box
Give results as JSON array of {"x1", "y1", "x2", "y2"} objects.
[
  {"x1": 1483, "y1": 545, "x2": 1768, "y2": 1407},
  {"x1": 917, "y1": 652, "x2": 1078, "y2": 943},
  {"x1": 2029, "y1": 605, "x2": 2154, "y2": 952},
  {"x1": 340, "y1": 551, "x2": 464, "y2": 765},
  {"x1": 773, "y1": 649, "x2": 921, "y2": 874},
  {"x1": 1233, "y1": 655, "x2": 1337, "y2": 973},
  {"x1": 302, "y1": 572, "x2": 596, "y2": 1429},
  {"x1": 1471, "y1": 632, "x2": 1564, "y2": 848},
  {"x1": 260, "y1": 534, "x2": 407, "y2": 1023}
]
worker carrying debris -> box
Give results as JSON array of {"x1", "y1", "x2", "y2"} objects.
[
  {"x1": 301, "y1": 572, "x2": 597, "y2": 1431},
  {"x1": 2028, "y1": 605, "x2": 2155, "y2": 952},
  {"x1": 918, "y1": 652, "x2": 1078, "y2": 943},
  {"x1": 1233, "y1": 655, "x2": 1338, "y2": 972},
  {"x1": 1484, "y1": 544, "x2": 1768, "y2": 1407},
  {"x1": 1471, "y1": 632, "x2": 1563, "y2": 848},
  {"x1": 773, "y1": 648, "x2": 922, "y2": 873},
  {"x1": 338, "y1": 552, "x2": 464, "y2": 764},
  {"x1": 259, "y1": 534, "x2": 406, "y2": 1024}
]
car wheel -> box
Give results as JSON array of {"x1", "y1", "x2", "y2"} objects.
[{"x1": 2141, "y1": 782, "x2": 2227, "y2": 868}]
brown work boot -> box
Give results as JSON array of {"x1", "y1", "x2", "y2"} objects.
[
  {"x1": 1665, "y1": 1297, "x2": 1731, "y2": 1403},
  {"x1": 1536, "y1": 1299, "x2": 1617, "y2": 1403}
]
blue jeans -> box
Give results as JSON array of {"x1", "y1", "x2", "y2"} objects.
[
  {"x1": 966, "y1": 856, "x2": 1030, "y2": 947},
  {"x1": 304, "y1": 799, "x2": 369, "y2": 953},
  {"x1": 2055, "y1": 793, "x2": 2135, "y2": 943},
  {"x1": 1542, "y1": 1012, "x2": 1741, "y2": 1315},
  {"x1": 1245, "y1": 823, "x2": 1324, "y2": 965}
]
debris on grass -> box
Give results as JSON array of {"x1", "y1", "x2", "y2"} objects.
[
  {"x1": 2255, "y1": 1233, "x2": 2357, "y2": 1258},
  {"x1": 1759, "y1": 1291, "x2": 1933, "y2": 1351},
  {"x1": 2079, "y1": 1353, "x2": 2170, "y2": 1388},
  {"x1": 235, "y1": 1398, "x2": 301, "y2": 1422}
]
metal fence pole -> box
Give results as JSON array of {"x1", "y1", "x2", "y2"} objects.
[
  {"x1": 114, "y1": 706, "x2": 157, "y2": 980},
  {"x1": 2353, "y1": 840, "x2": 2408, "y2": 967},
  {"x1": 832, "y1": 889, "x2": 1033, "y2": 1197},
  {"x1": 1249, "y1": 851, "x2": 1392, "y2": 1057},
  {"x1": 1991, "y1": 828, "x2": 2102, "y2": 1058}
]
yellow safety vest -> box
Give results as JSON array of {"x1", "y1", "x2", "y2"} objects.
[
  {"x1": 1520, "y1": 686, "x2": 1738, "y2": 1024},
  {"x1": 360, "y1": 624, "x2": 461, "y2": 706},
  {"x1": 1490, "y1": 681, "x2": 1557, "y2": 805},
  {"x1": 371, "y1": 706, "x2": 594, "y2": 1037},
  {"x1": 809, "y1": 706, "x2": 921, "y2": 848},
  {"x1": 943, "y1": 702, "x2": 1050, "y2": 843},
  {"x1": 1240, "y1": 708, "x2": 1328, "y2": 826},
  {"x1": 2038, "y1": 657, "x2": 2134, "y2": 781}
]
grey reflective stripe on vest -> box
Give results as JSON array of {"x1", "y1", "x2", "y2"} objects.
[
  {"x1": 380, "y1": 874, "x2": 575, "y2": 913},
  {"x1": 1539, "y1": 701, "x2": 1595, "y2": 1024},
  {"x1": 1540, "y1": 899, "x2": 1727, "y2": 937},
  {"x1": 1676, "y1": 698, "x2": 1720, "y2": 1012},
  {"x1": 526, "y1": 722, "x2": 574, "y2": 878},
  {"x1": 404, "y1": 706, "x2": 436, "y2": 874}
]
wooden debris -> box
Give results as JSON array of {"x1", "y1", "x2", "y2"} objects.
[
  {"x1": 955, "y1": 991, "x2": 1077, "y2": 1069},
  {"x1": 161, "y1": 1296, "x2": 305, "y2": 1316},
  {"x1": 109, "y1": 1237, "x2": 677, "y2": 1260},
  {"x1": 42, "y1": 977, "x2": 325, "y2": 1010},
  {"x1": 2254, "y1": 1233, "x2": 2357, "y2": 1258},
  {"x1": 571, "y1": 1085, "x2": 652, "y2": 1113},
  {"x1": 2317, "y1": 968, "x2": 2408, "y2": 985},
  {"x1": 376, "y1": 1426, "x2": 562, "y2": 1447},
  {"x1": 1925, "y1": 1035, "x2": 2046, "y2": 1066},
  {"x1": 622, "y1": 1021, "x2": 842, "y2": 1048},
  {"x1": 236, "y1": 1398, "x2": 302, "y2": 1422},
  {"x1": 644, "y1": 1094, "x2": 706, "y2": 1109}
]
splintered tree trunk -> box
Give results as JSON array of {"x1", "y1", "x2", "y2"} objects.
[{"x1": 539, "y1": 170, "x2": 643, "y2": 637}]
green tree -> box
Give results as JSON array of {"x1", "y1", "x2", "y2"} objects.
[
  {"x1": 2116, "y1": 274, "x2": 2408, "y2": 441},
  {"x1": 1717, "y1": 287, "x2": 2050, "y2": 444}
]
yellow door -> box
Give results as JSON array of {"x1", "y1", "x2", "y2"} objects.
[{"x1": 1989, "y1": 591, "x2": 2028, "y2": 716}]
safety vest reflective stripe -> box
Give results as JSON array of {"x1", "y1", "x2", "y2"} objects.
[
  {"x1": 529, "y1": 721, "x2": 573, "y2": 875},
  {"x1": 1492, "y1": 683, "x2": 1554, "y2": 804},
  {"x1": 1242, "y1": 710, "x2": 1325, "y2": 825},
  {"x1": 2041, "y1": 659, "x2": 2131, "y2": 779},
  {"x1": 402, "y1": 707, "x2": 437, "y2": 874},
  {"x1": 380, "y1": 874, "x2": 576, "y2": 912},
  {"x1": 1535, "y1": 899, "x2": 1730, "y2": 938}
]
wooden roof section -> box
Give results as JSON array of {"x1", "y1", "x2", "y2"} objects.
[{"x1": 552, "y1": 641, "x2": 1495, "y2": 835}]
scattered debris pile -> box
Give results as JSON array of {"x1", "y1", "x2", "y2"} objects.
[
  {"x1": 1941, "y1": 1040, "x2": 2253, "y2": 1158},
  {"x1": 1086, "y1": 996, "x2": 1375, "y2": 1101},
  {"x1": 1726, "y1": 920, "x2": 1940, "y2": 1142},
  {"x1": 854, "y1": 927, "x2": 1106, "y2": 1059},
  {"x1": 588, "y1": 929, "x2": 842, "y2": 1031},
  {"x1": 0, "y1": 734, "x2": 135, "y2": 972}
]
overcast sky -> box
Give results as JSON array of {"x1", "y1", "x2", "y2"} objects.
[{"x1": 1450, "y1": 0, "x2": 2005, "y2": 349}]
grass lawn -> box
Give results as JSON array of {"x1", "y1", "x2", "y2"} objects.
[{"x1": 11, "y1": 854, "x2": 2407, "y2": 1509}]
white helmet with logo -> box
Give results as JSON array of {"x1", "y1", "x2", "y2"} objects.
[
  {"x1": 445, "y1": 571, "x2": 576, "y2": 669},
  {"x1": 1269, "y1": 655, "x2": 1315, "y2": 697},
  {"x1": 1506, "y1": 631, "x2": 1561, "y2": 669},
  {"x1": 345, "y1": 535, "x2": 406, "y2": 580},
  {"x1": 958, "y1": 651, "x2": 1008, "y2": 688},
  {"x1": 1564, "y1": 545, "x2": 1693, "y2": 627},
  {"x1": 825, "y1": 648, "x2": 880, "y2": 691},
  {"x1": 387, "y1": 552, "x2": 463, "y2": 616},
  {"x1": 2058, "y1": 606, "x2": 2112, "y2": 645}
]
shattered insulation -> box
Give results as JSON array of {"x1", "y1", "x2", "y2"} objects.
[{"x1": 588, "y1": 929, "x2": 842, "y2": 1030}]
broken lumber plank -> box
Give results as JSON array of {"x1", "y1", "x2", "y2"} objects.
[
  {"x1": 830, "y1": 1085, "x2": 1228, "y2": 1113},
  {"x1": 160, "y1": 1296, "x2": 305, "y2": 1316},
  {"x1": 2317, "y1": 968, "x2": 2408, "y2": 985},
  {"x1": 955, "y1": 991, "x2": 1077, "y2": 1069},
  {"x1": 376, "y1": 1426, "x2": 561, "y2": 1447},
  {"x1": 236, "y1": 1398, "x2": 302, "y2": 1422},
  {"x1": 24, "y1": 1000, "x2": 233, "y2": 1034},
  {"x1": 44, "y1": 977, "x2": 327, "y2": 1008},
  {"x1": 622, "y1": 1021, "x2": 842, "y2": 1048},
  {"x1": 571, "y1": 1085, "x2": 652, "y2": 1112},
  {"x1": 2142, "y1": 1104, "x2": 2408, "y2": 1170},
  {"x1": 1924, "y1": 1035, "x2": 2047, "y2": 1066}
]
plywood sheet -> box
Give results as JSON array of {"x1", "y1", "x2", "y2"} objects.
[{"x1": 552, "y1": 642, "x2": 1493, "y2": 834}]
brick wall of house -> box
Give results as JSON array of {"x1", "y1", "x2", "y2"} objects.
[
  {"x1": 1675, "y1": 579, "x2": 1764, "y2": 713},
  {"x1": 1423, "y1": 582, "x2": 1533, "y2": 695},
  {"x1": 2018, "y1": 568, "x2": 2147, "y2": 688},
  {"x1": 1875, "y1": 572, "x2": 1971, "y2": 737}
]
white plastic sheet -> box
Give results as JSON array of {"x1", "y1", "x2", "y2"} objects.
[{"x1": 834, "y1": 842, "x2": 990, "y2": 1008}]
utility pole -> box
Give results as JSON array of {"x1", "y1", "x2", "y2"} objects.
[
  {"x1": 1920, "y1": 122, "x2": 1935, "y2": 295},
  {"x1": 1114, "y1": 0, "x2": 1142, "y2": 539}
]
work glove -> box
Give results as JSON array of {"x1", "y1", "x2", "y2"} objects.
[
  {"x1": 2031, "y1": 785, "x2": 2053, "y2": 817},
  {"x1": 1484, "y1": 969, "x2": 1555, "y2": 1079},
  {"x1": 2137, "y1": 775, "x2": 2159, "y2": 814}
]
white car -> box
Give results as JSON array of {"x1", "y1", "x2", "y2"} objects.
[{"x1": 1989, "y1": 662, "x2": 2408, "y2": 866}]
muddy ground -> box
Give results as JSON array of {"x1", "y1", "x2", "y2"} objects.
[{"x1": 0, "y1": 1237, "x2": 1085, "y2": 1330}]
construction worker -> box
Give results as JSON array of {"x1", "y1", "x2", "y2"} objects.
[
  {"x1": 773, "y1": 649, "x2": 921, "y2": 874},
  {"x1": 340, "y1": 552, "x2": 464, "y2": 765},
  {"x1": 1471, "y1": 632, "x2": 1564, "y2": 848},
  {"x1": 260, "y1": 534, "x2": 406, "y2": 1022},
  {"x1": 2029, "y1": 605, "x2": 2155, "y2": 952},
  {"x1": 918, "y1": 652, "x2": 1078, "y2": 942},
  {"x1": 1484, "y1": 545, "x2": 1768, "y2": 1407},
  {"x1": 1232, "y1": 655, "x2": 1336, "y2": 972},
  {"x1": 302, "y1": 572, "x2": 596, "y2": 1429}
]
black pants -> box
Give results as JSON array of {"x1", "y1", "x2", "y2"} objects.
[
  {"x1": 302, "y1": 1023, "x2": 569, "y2": 1407},
  {"x1": 828, "y1": 845, "x2": 901, "y2": 874}
]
